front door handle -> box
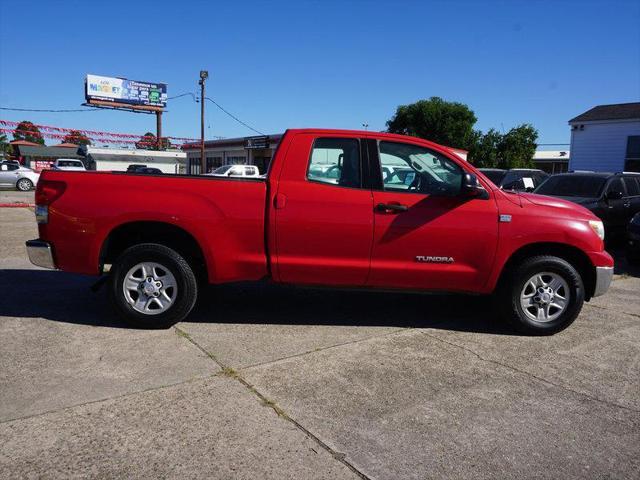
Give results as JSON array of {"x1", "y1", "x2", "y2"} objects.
[{"x1": 375, "y1": 203, "x2": 408, "y2": 214}]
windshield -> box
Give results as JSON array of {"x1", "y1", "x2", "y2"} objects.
[
  {"x1": 212, "y1": 165, "x2": 233, "y2": 174},
  {"x1": 480, "y1": 170, "x2": 506, "y2": 186},
  {"x1": 534, "y1": 175, "x2": 606, "y2": 197}
]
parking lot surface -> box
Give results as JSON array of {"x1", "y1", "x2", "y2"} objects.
[{"x1": 1, "y1": 205, "x2": 639, "y2": 479}]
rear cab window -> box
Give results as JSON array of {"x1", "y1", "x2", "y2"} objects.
[{"x1": 307, "y1": 138, "x2": 361, "y2": 188}]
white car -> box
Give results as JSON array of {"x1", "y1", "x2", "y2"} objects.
[
  {"x1": 0, "y1": 161, "x2": 40, "y2": 191},
  {"x1": 53, "y1": 158, "x2": 86, "y2": 171},
  {"x1": 205, "y1": 165, "x2": 260, "y2": 178}
]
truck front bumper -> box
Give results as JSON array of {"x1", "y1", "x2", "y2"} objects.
[
  {"x1": 593, "y1": 266, "x2": 613, "y2": 298},
  {"x1": 26, "y1": 239, "x2": 56, "y2": 269}
]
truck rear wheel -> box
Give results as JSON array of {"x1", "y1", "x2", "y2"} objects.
[
  {"x1": 109, "y1": 243, "x2": 198, "y2": 328},
  {"x1": 498, "y1": 255, "x2": 585, "y2": 335}
]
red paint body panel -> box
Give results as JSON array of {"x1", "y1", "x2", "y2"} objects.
[
  {"x1": 38, "y1": 171, "x2": 268, "y2": 283},
  {"x1": 37, "y1": 128, "x2": 612, "y2": 296}
]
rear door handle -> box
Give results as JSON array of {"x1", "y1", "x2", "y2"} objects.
[{"x1": 375, "y1": 203, "x2": 408, "y2": 213}]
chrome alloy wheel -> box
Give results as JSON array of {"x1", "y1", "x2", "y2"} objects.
[
  {"x1": 123, "y1": 262, "x2": 177, "y2": 315},
  {"x1": 17, "y1": 178, "x2": 32, "y2": 191},
  {"x1": 520, "y1": 272, "x2": 570, "y2": 323}
]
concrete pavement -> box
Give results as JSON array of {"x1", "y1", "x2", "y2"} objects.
[{"x1": 1, "y1": 206, "x2": 638, "y2": 479}]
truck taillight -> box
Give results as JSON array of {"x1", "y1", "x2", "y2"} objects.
[{"x1": 35, "y1": 180, "x2": 66, "y2": 224}]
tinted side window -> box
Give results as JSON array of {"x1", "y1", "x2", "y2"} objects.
[
  {"x1": 623, "y1": 177, "x2": 640, "y2": 196},
  {"x1": 378, "y1": 141, "x2": 462, "y2": 196},
  {"x1": 606, "y1": 178, "x2": 625, "y2": 196},
  {"x1": 308, "y1": 138, "x2": 361, "y2": 188}
]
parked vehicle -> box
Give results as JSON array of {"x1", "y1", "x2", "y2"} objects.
[
  {"x1": 130, "y1": 167, "x2": 163, "y2": 175},
  {"x1": 26, "y1": 128, "x2": 613, "y2": 335},
  {"x1": 52, "y1": 159, "x2": 86, "y2": 171},
  {"x1": 206, "y1": 164, "x2": 260, "y2": 177},
  {"x1": 0, "y1": 161, "x2": 40, "y2": 191},
  {"x1": 627, "y1": 213, "x2": 640, "y2": 264},
  {"x1": 126, "y1": 164, "x2": 148, "y2": 172},
  {"x1": 479, "y1": 168, "x2": 549, "y2": 192},
  {"x1": 534, "y1": 172, "x2": 640, "y2": 238}
]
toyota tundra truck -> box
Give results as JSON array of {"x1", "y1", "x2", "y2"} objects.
[{"x1": 26, "y1": 129, "x2": 614, "y2": 334}]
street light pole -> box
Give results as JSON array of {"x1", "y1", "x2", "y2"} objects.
[{"x1": 199, "y1": 70, "x2": 208, "y2": 174}]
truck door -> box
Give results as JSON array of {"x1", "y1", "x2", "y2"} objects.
[
  {"x1": 273, "y1": 133, "x2": 374, "y2": 286},
  {"x1": 602, "y1": 178, "x2": 627, "y2": 232},
  {"x1": 367, "y1": 139, "x2": 499, "y2": 292}
]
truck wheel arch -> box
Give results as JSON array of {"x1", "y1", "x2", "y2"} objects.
[
  {"x1": 99, "y1": 221, "x2": 210, "y2": 282},
  {"x1": 495, "y1": 242, "x2": 596, "y2": 300}
]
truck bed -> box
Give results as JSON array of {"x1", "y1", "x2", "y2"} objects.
[{"x1": 38, "y1": 170, "x2": 270, "y2": 283}]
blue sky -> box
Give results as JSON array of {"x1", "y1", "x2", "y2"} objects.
[{"x1": 0, "y1": 0, "x2": 638, "y2": 147}]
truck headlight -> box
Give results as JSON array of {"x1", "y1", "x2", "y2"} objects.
[{"x1": 588, "y1": 220, "x2": 605, "y2": 241}]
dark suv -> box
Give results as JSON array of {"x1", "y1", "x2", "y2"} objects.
[
  {"x1": 534, "y1": 172, "x2": 640, "y2": 238},
  {"x1": 479, "y1": 168, "x2": 549, "y2": 192}
]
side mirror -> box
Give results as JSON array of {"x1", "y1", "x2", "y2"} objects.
[
  {"x1": 605, "y1": 190, "x2": 623, "y2": 201},
  {"x1": 461, "y1": 173, "x2": 487, "y2": 198}
]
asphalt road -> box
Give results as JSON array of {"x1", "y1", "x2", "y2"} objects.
[{"x1": 0, "y1": 205, "x2": 639, "y2": 479}]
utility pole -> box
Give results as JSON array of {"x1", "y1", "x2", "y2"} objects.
[
  {"x1": 199, "y1": 70, "x2": 209, "y2": 174},
  {"x1": 156, "y1": 111, "x2": 162, "y2": 149}
]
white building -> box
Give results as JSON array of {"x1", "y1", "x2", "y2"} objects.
[
  {"x1": 83, "y1": 147, "x2": 187, "y2": 174},
  {"x1": 568, "y1": 102, "x2": 640, "y2": 173},
  {"x1": 182, "y1": 135, "x2": 282, "y2": 175}
]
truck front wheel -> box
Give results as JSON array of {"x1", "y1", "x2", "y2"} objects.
[
  {"x1": 498, "y1": 255, "x2": 585, "y2": 335},
  {"x1": 109, "y1": 243, "x2": 198, "y2": 328}
]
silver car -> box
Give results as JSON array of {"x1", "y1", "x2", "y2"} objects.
[{"x1": 0, "y1": 161, "x2": 40, "y2": 191}]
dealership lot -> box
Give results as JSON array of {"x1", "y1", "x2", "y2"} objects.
[{"x1": 1, "y1": 206, "x2": 639, "y2": 479}]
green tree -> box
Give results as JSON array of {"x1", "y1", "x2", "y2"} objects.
[
  {"x1": 496, "y1": 124, "x2": 538, "y2": 169},
  {"x1": 0, "y1": 133, "x2": 14, "y2": 157},
  {"x1": 62, "y1": 130, "x2": 91, "y2": 146},
  {"x1": 135, "y1": 132, "x2": 171, "y2": 150},
  {"x1": 468, "y1": 125, "x2": 538, "y2": 168},
  {"x1": 467, "y1": 129, "x2": 502, "y2": 167},
  {"x1": 135, "y1": 132, "x2": 157, "y2": 150},
  {"x1": 13, "y1": 120, "x2": 45, "y2": 145},
  {"x1": 386, "y1": 97, "x2": 477, "y2": 150}
]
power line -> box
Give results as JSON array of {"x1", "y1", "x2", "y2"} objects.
[
  {"x1": 204, "y1": 97, "x2": 264, "y2": 135},
  {"x1": 167, "y1": 92, "x2": 198, "y2": 101},
  {"x1": 0, "y1": 106, "x2": 100, "y2": 113}
]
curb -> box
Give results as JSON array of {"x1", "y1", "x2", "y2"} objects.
[{"x1": 0, "y1": 203, "x2": 35, "y2": 208}]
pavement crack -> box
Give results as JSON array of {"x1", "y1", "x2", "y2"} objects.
[
  {"x1": 420, "y1": 330, "x2": 640, "y2": 414},
  {"x1": 240, "y1": 327, "x2": 411, "y2": 372},
  {"x1": 173, "y1": 326, "x2": 371, "y2": 479},
  {"x1": 0, "y1": 376, "x2": 210, "y2": 426}
]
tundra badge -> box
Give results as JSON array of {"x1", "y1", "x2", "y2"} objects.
[{"x1": 415, "y1": 256, "x2": 454, "y2": 263}]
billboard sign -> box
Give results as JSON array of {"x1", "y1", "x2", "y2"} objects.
[{"x1": 85, "y1": 74, "x2": 167, "y2": 108}]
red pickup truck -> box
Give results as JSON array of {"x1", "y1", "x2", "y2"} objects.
[{"x1": 26, "y1": 129, "x2": 613, "y2": 334}]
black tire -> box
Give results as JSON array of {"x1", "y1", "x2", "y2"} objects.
[
  {"x1": 496, "y1": 255, "x2": 585, "y2": 335},
  {"x1": 108, "y1": 243, "x2": 198, "y2": 328},
  {"x1": 16, "y1": 178, "x2": 33, "y2": 191}
]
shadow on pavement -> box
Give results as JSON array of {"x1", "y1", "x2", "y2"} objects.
[
  {"x1": 0, "y1": 269, "x2": 517, "y2": 335},
  {"x1": 608, "y1": 246, "x2": 640, "y2": 277}
]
